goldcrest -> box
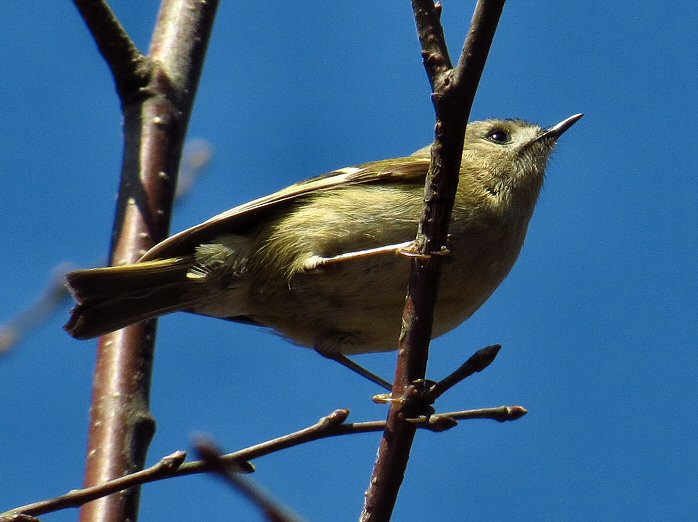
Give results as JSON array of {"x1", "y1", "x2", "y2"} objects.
[{"x1": 65, "y1": 114, "x2": 582, "y2": 361}]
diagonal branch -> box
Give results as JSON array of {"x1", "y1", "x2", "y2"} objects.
[
  {"x1": 361, "y1": 1, "x2": 506, "y2": 520},
  {"x1": 72, "y1": 0, "x2": 150, "y2": 99},
  {"x1": 427, "y1": 344, "x2": 501, "y2": 401},
  {"x1": 194, "y1": 437, "x2": 304, "y2": 522},
  {"x1": 411, "y1": 1, "x2": 452, "y2": 87}
]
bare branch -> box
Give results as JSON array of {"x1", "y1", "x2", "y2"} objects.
[
  {"x1": 0, "y1": 452, "x2": 186, "y2": 520},
  {"x1": 1, "y1": 406, "x2": 524, "y2": 520},
  {"x1": 453, "y1": 0, "x2": 507, "y2": 93},
  {"x1": 427, "y1": 344, "x2": 501, "y2": 401},
  {"x1": 411, "y1": 1, "x2": 452, "y2": 87},
  {"x1": 76, "y1": 2, "x2": 220, "y2": 521},
  {"x1": 362, "y1": 2, "x2": 506, "y2": 520},
  {"x1": 72, "y1": 0, "x2": 150, "y2": 99}
]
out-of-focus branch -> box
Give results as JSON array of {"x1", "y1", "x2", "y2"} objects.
[
  {"x1": 0, "y1": 406, "x2": 525, "y2": 520},
  {"x1": 0, "y1": 142, "x2": 211, "y2": 355},
  {"x1": 194, "y1": 437, "x2": 305, "y2": 522},
  {"x1": 0, "y1": 263, "x2": 75, "y2": 354},
  {"x1": 361, "y1": 2, "x2": 506, "y2": 520},
  {"x1": 176, "y1": 140, "x2": 214, "y2": 198},
  {"x1": 72, "y1": 2, "x2": 219, "y2": 521}
]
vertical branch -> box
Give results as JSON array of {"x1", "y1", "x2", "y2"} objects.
[
  {"x1": 360, "y1": 1, "x2": 505, "y2": 520},
  {"x1": 74, "y1": 1, "x2": 219, "y2": 521}
]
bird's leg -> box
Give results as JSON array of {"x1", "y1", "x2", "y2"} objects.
[
  {"x1": 317, "y1": 350, "x2": 393, "y2": 391},
  {"x1": 300, "y1": 241, "x2": 414, "y2": 272},
  {"x1": 396, "y1": 235, "x2": 453, "y2": 260}
]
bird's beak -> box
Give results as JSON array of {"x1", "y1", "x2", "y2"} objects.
[{"x1": 536, "y1": 113, "x2": 584, "y2": 142}]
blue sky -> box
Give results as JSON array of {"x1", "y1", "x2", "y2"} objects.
[{"x1": 2, "y1": 2, "x2": 696, "y2": 521}]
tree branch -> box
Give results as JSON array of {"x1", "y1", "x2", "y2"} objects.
[
  {"x1": 74, "y1": 2, "x2": 219, "y2": 521},
  {"x1": 72, "y1": 0, "x2": 149, "y2": 99},
  {"x1": 411, "y1": 1, "x2": 452, "y2": 87},
  {"x1": 361, "y1": 2, "x2": 506, "y2": 520},
  {"x1": 1, "y1": 406, "x2": 525, "y2": 520},
  {"x1": 194, "y1": 437, "x2": 304, "y2": 522},
  {"x1": 427, "y1": 344, "x2": 501, "y2": 401}
]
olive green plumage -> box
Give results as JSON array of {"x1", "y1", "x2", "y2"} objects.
[{"x1": 65, "y1": 115, "x2": 582, "y2": 354}]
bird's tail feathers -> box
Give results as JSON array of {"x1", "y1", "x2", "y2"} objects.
[{"x1": 65, "y1": 257, "x2": 202, "y2": 339}]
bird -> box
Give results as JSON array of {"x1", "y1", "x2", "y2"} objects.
[{"x1": 65, "y1": 114, "x2": 582, "y2": 385}]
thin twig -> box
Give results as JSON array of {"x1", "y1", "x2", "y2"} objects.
[
  {"x1": 175, "y1": 139, "x2": 214, "y2": 198},
  {"x1": 427, "y1": 344, "x2": 501, "y2": 401},
  {"x1": 361, "y1": 2, "x2": 506, "y2": 520},
  {"x1": 0, "y1": 406, "x2": 524, "y2": 520}
]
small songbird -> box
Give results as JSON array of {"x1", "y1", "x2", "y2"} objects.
[{"x1": 65, "y1": 114, "x2": 582, "y2": 376}]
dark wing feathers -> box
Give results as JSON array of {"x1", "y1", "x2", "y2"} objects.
[{"x1": 140, "y1": 157, "x2": 431, "y2": 261}]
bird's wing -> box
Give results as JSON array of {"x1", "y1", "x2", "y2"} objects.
[{"x1": 140, "y1": 156, "x2": 431, "y2": 261}]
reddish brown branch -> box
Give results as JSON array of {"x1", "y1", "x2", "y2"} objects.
[
  {"x1": 72, "y1": 0, "x2": 149, "y2": 99},
  {"x1": 75, "y1": 2, "x2": 219, "y2": 521},
  {"x1": 411, "y1": 1, "x2": 452, "y2": 87},
  {"x1": 361, "y1": 1, "x2": 506, "y2": 520}
]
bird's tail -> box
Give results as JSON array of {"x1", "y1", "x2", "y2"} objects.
[{"x1": 64, "y1": 257, "x2": 201, "y2": 339}]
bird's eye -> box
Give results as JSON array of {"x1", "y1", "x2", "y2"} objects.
[{"x1": 487, "y1": 129, "x2": 510, "y2": 143}]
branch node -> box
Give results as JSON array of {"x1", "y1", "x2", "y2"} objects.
[
  {"x1": 158, "y1": 451, "x2": 187, "y2": 472},
  {"x1": 426, "y1": 414, "x2": 458, "y2": 432},
  {"x1": 503, "y1": 405, "x2": 528, "y2": 421},
  {"x1": 320, "y1": 408, "x2": 350, "y2": 428}
]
